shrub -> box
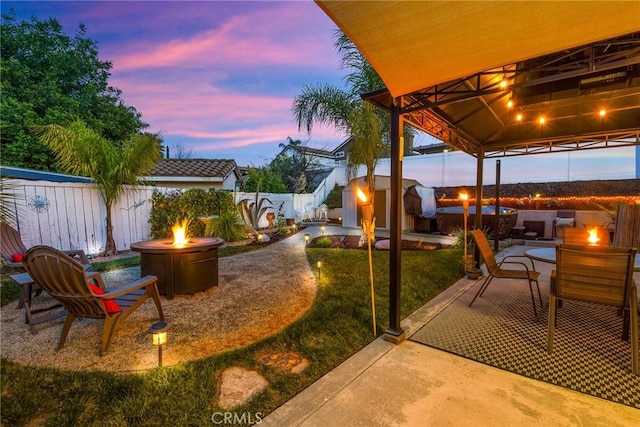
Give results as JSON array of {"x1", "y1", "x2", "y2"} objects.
[
  {"x1": 324, "y1": 184, "x2": 344, "y2": 209},
  {"x1": 149, "y1": 189, "x2": 236, "y2": 239},
  {"x1": 314, "y1": 237, "x2": 333, "y2": 248},
  {"x1": 208, "y1": 211, "x2": 247, "y2": 242}
]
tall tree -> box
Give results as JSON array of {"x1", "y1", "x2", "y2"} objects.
[
  {"x1": 241, "y1": 166, "x2": 287, "y2": 194},
  {"x1": 292, "y1": 30, "x2": 391, "y2": 215},
  {"x1": 1, "y1": 11, "x2": 147, "y2": 170},
  {"x1": 34, "y1": 120, "x2": 162, "y2": 255},
  {"x1": 272, "y1": 137, "x2": 324, "y2": 193}
]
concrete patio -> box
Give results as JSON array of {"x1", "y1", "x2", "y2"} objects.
[{"x1": 263, "y1": 238, "x2": 640, "y2": 426}]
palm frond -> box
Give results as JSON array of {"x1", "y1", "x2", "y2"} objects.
[{"x1": 291, "y1": 84, "x2": 355, "y2": 134}]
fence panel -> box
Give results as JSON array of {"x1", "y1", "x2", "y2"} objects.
[{"x1": 4, "y1": 180, "x2": 157, "y2": 256}]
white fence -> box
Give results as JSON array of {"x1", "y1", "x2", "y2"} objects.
[
  {"x1": 4, "y1": 173, "x2": 349, "y2": 255},
  {"x1": 5, "y1": 179, "x2": 157, "y2": 255}
]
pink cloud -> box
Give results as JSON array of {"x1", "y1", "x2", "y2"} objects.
[{"x1": 107, "y1": 2, "x2": 338, "y2": 72}]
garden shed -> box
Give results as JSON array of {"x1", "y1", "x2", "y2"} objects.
[{"x1": 342, "y1": 175, "x2": 425, "y2": 231}]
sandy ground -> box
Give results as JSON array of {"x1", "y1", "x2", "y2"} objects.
[{"x1": 1, "y1": 232, "x2": 318, "y2": 373}]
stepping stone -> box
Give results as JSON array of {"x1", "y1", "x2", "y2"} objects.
[
  {"x1": 260, "y1": 351, "x2": 309, "y2": 374},
  {"x1": 217, "y1": 367, "x2": 268, "y2": 410},
  {"x1": 375, "y1": 239, "x2": 390, "y2": 250}
]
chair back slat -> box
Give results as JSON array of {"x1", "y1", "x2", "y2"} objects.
[
  {"x1": 613, "y1": 205, "x2": 640, "y2": 249},
  {"x1": 555, "y1": 245, "x2": 635, "y2": 307},
  {"x1": 23, "y1": 246, "x2": 105, "y2": 319},
  {"x1": 470, "y1": 229, "x2": 499, "y2": 274}
]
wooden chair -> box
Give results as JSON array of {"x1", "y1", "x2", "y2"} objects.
[
  {"x1": 468, "y1": 229, "x2": 543, "y2": 317},
  {"x1": 548, "y1": 245, "x2": 638, "y2": 375},
  {"x1": 1, "y1": 222, "x2": 29, "y2": 270},
  {"x1": 1, "y1": 222, "x2": 92, "y2": 270},
  {"x1": 23, "y1": 245, "x2": 164, "y2": 355},
  {"x1": 562, "y1": 226, "x2": 611, "y2": 246}
]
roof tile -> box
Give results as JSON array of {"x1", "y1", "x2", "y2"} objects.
[{"x1": 148, "y1": 159, "x2": 238, "y2": 178}]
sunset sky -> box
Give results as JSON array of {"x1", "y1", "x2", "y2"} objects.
[{"x1": 2, "y1": 1, "x2": 350, "y2": 166}]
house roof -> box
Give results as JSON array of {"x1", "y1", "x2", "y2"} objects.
[
  {"x1": 0, "y1": 166, "x2": 93, "y2": 183},
  {"x1": 276, "y1": 144, "x2": 335, "y2": 160},
  {"x1": 316, "y1": 2, "x2": 640, "y2": 158},
  {"x1": 147, "y1": 159, "x2": 242, "y2": 182}
]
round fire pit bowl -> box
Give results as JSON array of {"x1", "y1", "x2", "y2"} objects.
[{"x1": 131, "y1": 237, "x2": 225, "y2": 299}]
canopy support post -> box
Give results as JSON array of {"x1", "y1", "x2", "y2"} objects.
[{"x1": 384, "y1": 97, "x2": 406, "y2": 344}]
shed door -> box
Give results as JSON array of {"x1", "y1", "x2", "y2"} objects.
[{"x1": 374, "y1": 190, "x2": 387, "y2": 229}]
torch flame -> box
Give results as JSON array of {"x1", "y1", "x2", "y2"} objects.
[
  {"x1": 587, "y1": 227, "x2": 600, "y2": 245},
  {"x1": 172, "y1": 219, "x2": 190, "y2": 247},
  {"x1": 357, "y1": 187, "x2": 369, "y2": 204}
]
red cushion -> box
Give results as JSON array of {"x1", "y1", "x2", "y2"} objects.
[
  {"x1": 11, "y1": 253, "x2": 24, "y2": 262},
  {"x1": 88, "y1": 283, "x2": 122, "y2": 314}
]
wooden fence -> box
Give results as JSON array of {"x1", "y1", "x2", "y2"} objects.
[
  {"x1": 3, "y1": 178, "x2": 339, "y2": 256},
  {"x1": 4, "y1": 179, "x2": 157, "y2": 255}
]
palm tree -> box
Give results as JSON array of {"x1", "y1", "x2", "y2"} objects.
[
  {"x1": 34, "y1": 119, "x2": 162, "y2": 255},
  {"x1": 293, "y1": 31, "x2": 384, "y2": 206}
]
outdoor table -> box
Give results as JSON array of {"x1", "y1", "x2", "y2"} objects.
[
  {"x1": 524, "y1": 247, "x2": 640, "y2": 272},
  {"x1": 10, "y1": 270, "x2": 101, "y2": 335}
]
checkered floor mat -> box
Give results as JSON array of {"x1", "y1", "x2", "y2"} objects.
[{"x1": 410, "y1": 279, "x2": 640, "y2": 408}]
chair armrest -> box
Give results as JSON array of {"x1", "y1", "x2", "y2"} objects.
[
  {"x1": 99, "y1": 275, "x2": 158, "y2": 298},
  {"x1": 4, "y1": 260, "x2": 24, "y2": 269},
  {"x1": 62, "y1": 249, "x2": 90, "y2": 266},
  {"x1": 497, "y1": 259, "x2": 536, "y2": 275},
  {"x1": 87, "y1": 271, "x2": 105, "y2": 290},
  {"x1": 501, "y1": 255, "x2": 537, "y2": 271}
]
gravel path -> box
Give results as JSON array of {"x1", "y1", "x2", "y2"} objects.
[{"x1": 1, "y1": 227, "x2": 343, "y2": 373}]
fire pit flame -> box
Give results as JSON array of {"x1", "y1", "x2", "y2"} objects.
[
  {"x1": 587, "y1": 227, "x2": 600, "y2": 246},
  {"x1": 172, "y1": 219, "x2": 190, "y2": 247}
]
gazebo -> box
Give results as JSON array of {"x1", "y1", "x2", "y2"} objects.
[{"x1": 316, "y1": 1, "x2": 640, "y2": 341}]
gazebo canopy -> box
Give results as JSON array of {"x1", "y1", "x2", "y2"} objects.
[{"x1": 316, "y1": 1, "x2": 640, "y2": 157}]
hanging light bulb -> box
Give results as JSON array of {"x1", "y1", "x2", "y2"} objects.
[{"x1": 516, "y1": 113, "x2": 523, "y2": 122}]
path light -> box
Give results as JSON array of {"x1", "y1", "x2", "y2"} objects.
[
  {"x1": 292, "y1": 223, "x2": 297, "y2": 232},
  {"x1": 357, "y1": 186, "x2": 376, "y2": 336},
  {"x1": 304, "y1": 233, "x2": 310, "y2": 246},
  {"x1": 321, "y1": 225, "x2": 326, "y2": 236},
  {"x1": 316, "y1": 257, "x2": 324, "y2": 279},
  {"x1": 257, "y1": 233, "x2": 264, "y2": 242},
  {"x1": 148, "y1": 321, "x2": 169, "y2": 368}
]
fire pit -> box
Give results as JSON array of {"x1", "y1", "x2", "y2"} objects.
[{"x1": 131, "y1": 237, "x2": 224, "y2": 299}]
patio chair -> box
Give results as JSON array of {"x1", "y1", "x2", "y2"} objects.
[
  {"x1": 1, "y1": 222, "x2": 92, "y2": 270},
  {"x1": 23, "y1": 245, "x2": 164, "y2": 355},
  {"x1": 552, "y1": 209, "x2": 576, "y2": 238},
  {"x1": 468, "y1": 229, "x2": 543, "y2": 317},
  {"x1": 548, "y1": 245, "x2": 638, "y2": 375},
  {"x1": 562, "y1": 227, "x2": 611, "y2": 246}
]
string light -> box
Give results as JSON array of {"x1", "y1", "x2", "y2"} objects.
[
  {"x1": 516, "y1": 113, "x2": 523, "y2": 122},
  {"x1": 599, "y1": 109, "x2": 606, "y2": 117},
  {"x1": 538, "y1": 117, "x2": 546, "y2": 125},
  {"x1": 500, "y1": 79, "x2": 508, "y2": 89}
]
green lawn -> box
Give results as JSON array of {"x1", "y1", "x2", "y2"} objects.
[{"x1": 1, "y1": 247, "x2": 464, "y2": 426}]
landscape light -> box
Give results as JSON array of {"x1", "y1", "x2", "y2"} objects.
[{"x1": 148, "y1": 321, "x2": 169, "y2": 368}]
